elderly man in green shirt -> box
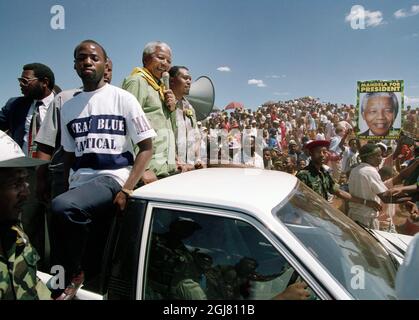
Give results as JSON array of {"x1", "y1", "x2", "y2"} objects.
[{"x1": 122, "y1": 41, "x2": 177, "y2": 184}]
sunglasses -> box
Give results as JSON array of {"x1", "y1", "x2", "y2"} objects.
[{"x1": 18, "y1": 77, "x2": 39, "y2": 86}]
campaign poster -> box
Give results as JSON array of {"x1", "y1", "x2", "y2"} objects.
[{"x1": 356, "y1": 80, "x2": 404, "y2": 140}]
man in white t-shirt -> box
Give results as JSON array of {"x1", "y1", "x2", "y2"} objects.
[
  {"x1": 51, "y1": 40, "x2": 156, "y2": 300},
  {"x1": 348, "y1": 144, "x2": 409, "y2": 229},
  {"x1": 341, "y1": 138, "x2": 359, "y2": 178}
]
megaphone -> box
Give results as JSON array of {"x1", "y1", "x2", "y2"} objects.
[{"x1": 186, "y1": 76, "x2": 215, "y2": 121}]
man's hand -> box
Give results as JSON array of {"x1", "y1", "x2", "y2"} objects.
[
  {"x1": 141, "y1": 169, "x2": 158, "y2": 184},
  {"x1": 164, "y1": 89, "x2": 177, "y2": 112},
  {"x1": 272, "y1": 281, "x2": 311, "y2": 300},
  {"x1": 194, "y1": 160, "x2": 205, "y2": 169},
  {"x1": 405, "y1": 201, "x2": 419, "y2": 215},
  {"x1": 385, "y1": 186, "x2": 408, "y2": 198},
  {"x1": 113, "y1": 191, "x2": 128, "y2": 215}
]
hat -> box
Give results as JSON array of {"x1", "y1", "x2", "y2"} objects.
[
  {"x1": 0, "y1": 131, "x2": 49, "y2": 167},
  {"x1": 288, "y1": 140, "x2": 297, "y2": 146},
  {"x1": 305, "y1": 140, "x2": 330, "y2": 151},
  {"x1": 251, "y1": 120, "x2": 257, "y2": 123},
  {"x1": 376, "y1": 142, "x2": 387, "y2": 153},
  {"x1": 197, "y1": 121, "x2": 202, "y2": 126},
  {"x1": 273, "y1": 119, "x2": 279, "y2": 124}
]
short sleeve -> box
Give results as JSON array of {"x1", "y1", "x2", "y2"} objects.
[
  {"x1": 368, "y1": 169, "x2": 388, "y2": 195},
  {"x1": 123, "y1": 93, "x2": 156, "y2": 145},
  {"x1": 35, "y1": 96, "x2": 60, "y2": 148},
  {"x1": 60, "y1": 104, "x2": 75, "y2": 152},
  {"x1": 122, "y1": 75, "x2": 148, "y2": 108}
]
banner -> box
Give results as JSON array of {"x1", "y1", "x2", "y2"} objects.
[{"x1": 356, "y1": 80, "x2": 404, "y2": 140}]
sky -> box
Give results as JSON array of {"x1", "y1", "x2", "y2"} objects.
[{"x1": 1, "y1": 0, "x2": 419, "y2": 110}]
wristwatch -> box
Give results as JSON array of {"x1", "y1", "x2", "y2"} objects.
[{"x1": 121, "y1": 188, "x2": 134, "y2": 197}]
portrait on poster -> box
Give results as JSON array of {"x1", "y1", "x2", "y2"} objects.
[{"x1": 356, "y1": 80, "x2": 404, "y2": 140}]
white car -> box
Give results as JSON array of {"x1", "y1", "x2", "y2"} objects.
[{"x1": 39, "y1": 168, "x2": 412, "y2": 300}]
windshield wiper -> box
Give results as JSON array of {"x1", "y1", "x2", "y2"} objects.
[{"x1": 355, "y1": 222, "x2": 401, "y2": 269}]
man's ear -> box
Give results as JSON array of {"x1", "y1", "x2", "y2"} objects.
[
  {"x1": 143, "y1": 55, "x2": 150, "y2": 67},
  {"x1": 42, "y1": 77, "x2": 50, "y2": 90}
]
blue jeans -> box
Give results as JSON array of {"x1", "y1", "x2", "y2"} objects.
[{"x1": 51, "y1": 175, "x2": 121, "y2": 285}]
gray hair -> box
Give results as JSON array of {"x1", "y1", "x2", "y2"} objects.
[
  {"x1": 142, "y1": 41, "x2": 171, "y2": 64},
  {"x1": 361, "y1": 92, "x2": 399, "y2": 116}
]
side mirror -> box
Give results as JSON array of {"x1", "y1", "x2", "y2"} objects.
[{"x1": 396, "y1": 233, "x2": 419, "y2": 299}]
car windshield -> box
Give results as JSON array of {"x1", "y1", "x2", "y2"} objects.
[{"x1": 272, "y1": 182, "x2": 398, "y2": 300}]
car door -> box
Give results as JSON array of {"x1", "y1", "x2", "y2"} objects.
[{"x1": 136, "y1": 202, "x2": 331, "y2": 300}]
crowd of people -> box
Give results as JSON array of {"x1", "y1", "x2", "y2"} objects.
[
  {"x1": 198, "y1": 98, "x2": 418, "y2": 232},
  {"x1": 0, "y1": 39, "x2": 418, "y2": 300}
]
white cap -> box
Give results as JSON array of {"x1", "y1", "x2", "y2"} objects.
[
  {"x1": 376, "y1": 142, "x2": 388, "y2": 153},
  {"x1": 0, "y1": 130, "x2": 49, "y2": 167}
]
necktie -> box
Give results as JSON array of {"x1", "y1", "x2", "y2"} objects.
[{"x1": 28, "y1": 101, "x2": 43, "y2": 158}]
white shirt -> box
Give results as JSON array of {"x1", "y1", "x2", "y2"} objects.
[
  {"x1": 174, "y1": 98, "x2": 200, "y2": 165},
  {"x1": 329, "y1": 135, "x2": 342, "y2": 154},
  {"x1": 341, "y1": 147, "x2": 359, "y2": 173},
  {"x1": 348, "y1": 163, "x2": 388, "y2": 220},
  {"x1": 60, "y1": 84, "x2": 156, "y2": 188},
  {"x1": 22, "y1": 92, "x2": 54, "y2": 156},
  {"x1": 315, "y1": 133, "x2": 326, "y2": 140}
]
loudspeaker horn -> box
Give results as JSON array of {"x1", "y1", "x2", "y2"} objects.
[{"x1": 186, "y1": 76, "x2": 215, "y2": 121}]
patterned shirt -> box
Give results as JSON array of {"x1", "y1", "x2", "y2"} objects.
[
  {"x1": 0, "y1": 223, "x2": 51, "y2": 300},
  {"x1": 296, "y1": 161, "x2": 339, "y2": 200}
]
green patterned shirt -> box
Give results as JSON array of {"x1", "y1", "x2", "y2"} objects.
[
  {"x1": 296, "y1": 162, "x2": 339, "y2": 200},
  {"x1": 0, "y1": 223, "x2": 51, "y2": 300}
]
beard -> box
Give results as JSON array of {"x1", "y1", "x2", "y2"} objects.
[{"x1": 26, "y1": 84, "x2": 44, "y2": 100}]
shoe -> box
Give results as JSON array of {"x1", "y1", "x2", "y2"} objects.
[{"x1": 56, "y1": 271, "x2": 85, "y2": 300}]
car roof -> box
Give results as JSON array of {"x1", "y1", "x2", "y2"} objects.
[{"x1": 133, "y1": 168, "x2": 297, "y2": 215}]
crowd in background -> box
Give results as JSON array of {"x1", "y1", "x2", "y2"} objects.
[{"x1": 197, "y1": 97, "x2": 418, "y2": 234}]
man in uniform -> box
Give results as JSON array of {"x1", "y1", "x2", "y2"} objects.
[
  {"x1": 122, "y1": 41, "x2": 177, "y2": 184},
  {"x1": 296, "y1": 140, "x2": 382, "y2": 211},
  {"x1": 0, "y1": 130, "x2": 51, "y2": 300}
]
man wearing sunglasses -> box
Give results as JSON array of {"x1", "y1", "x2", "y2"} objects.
[
  {"x1": 0, "y1": 63, "x2": 56, "y2": 270},
  {"x1": 0, "y1": 63, "x2": 55, "y2": 151}
]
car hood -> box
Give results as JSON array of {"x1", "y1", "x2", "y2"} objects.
[{"x1": 370, "y1": 230, "x2": 413, "y2": 263}]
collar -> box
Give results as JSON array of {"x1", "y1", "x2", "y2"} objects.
[
  {"x1": 130, "y1": 67, "x2": 165, "y2": 101},
  {"x1": 36, "y1": 92, "x2": 54, "y2": 107},
  {"x1": 176, "y1": 97, "x2": 192, "y2": 109},
  {"x1": 307, "y1": 161, "x2": 326, "y2": 174}
]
